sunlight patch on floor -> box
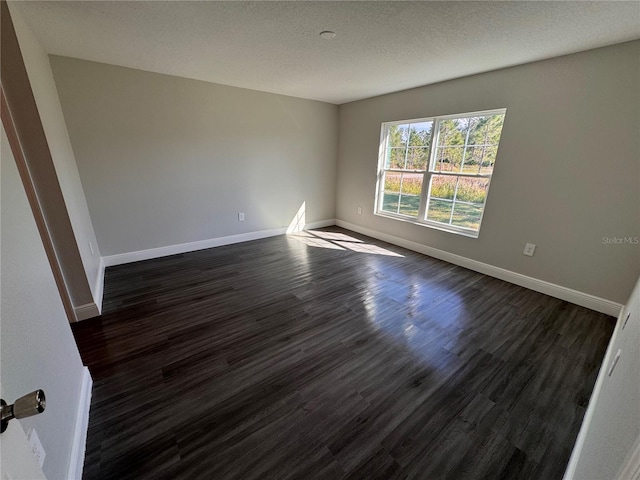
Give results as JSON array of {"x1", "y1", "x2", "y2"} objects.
[
  {"x1": 335, "y1": 240, "x2": 403, "y2": 257},
  {"x1": 291, "y1": 234, "x2": 345, "y2": 250},
  {"x1": 311, "y1": 231, "x2": 364, "y2": 243},
  {"x1": 288, "y1": 229, "x2": 404, "y2": 257}
]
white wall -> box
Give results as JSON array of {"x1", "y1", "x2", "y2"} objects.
[
  {"x1": 49, "y1": 56, "x2": 338, "y2": 257},
  {"x1": 565, "y1": 274, "x2": 640, "y2": 480},
  {"x1": 336, "y1": 41, "x2": 639, "y2": 305},
  {"x1": 9, "y1": 3, "x2": 104, "y2": 314},
  {"x1": 1, "y1": 125, "x2": 87, "y2": 480}
]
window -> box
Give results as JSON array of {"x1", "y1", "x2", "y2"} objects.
[{"x1": 376, "y1": 109, "x2": 506, "y2": 237}]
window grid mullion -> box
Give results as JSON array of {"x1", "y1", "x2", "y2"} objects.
[
  {"x1": 418, "y1": 171, "x2": 431, "y2": 220},
  {"x1": 448, "y1": 177, "x2": 460, "y2": 225},
  {"x1": 459, "y1": 119, "x2": 472, "y2": 173},
  {"x1": 478, "y1": 122, "x2": 489, "y2": 174},
  {"x1": 420, "y1": 118, "x2": 441, "y2": 220},
  {"x1": 403, "y1": 126, "x2": 410, "y2": 170},
  {"x1": 397, "y1": 172, "x2": 404, "y2": 215}
]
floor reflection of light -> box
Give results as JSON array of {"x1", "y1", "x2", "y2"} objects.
[
  {"x1": 358, "y1": 260, "x2": 470, "y2": 369},
  {"x1": 310, "y1": 231, "x2": 364, "y2": 243},
  {"x1": 287, "y1": 229, "x2": 404, "y2": 257},
  {"x1": 335, "y1": 241, "x2": 403, "y2": 257},
  {"x1": 290, "y1": 235, "x2": 346, "y2": 250},
  {"x1": 407, "y1": 281, "x2": 421, "y2": 320}
]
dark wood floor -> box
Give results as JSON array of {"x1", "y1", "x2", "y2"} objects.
[{"x1": 72, "y1": 227, "x2": 615, "y2": 480}]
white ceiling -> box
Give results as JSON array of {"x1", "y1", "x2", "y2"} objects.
[{"x1": 12, "y1": 1, "x2": 640, "y2": 104}]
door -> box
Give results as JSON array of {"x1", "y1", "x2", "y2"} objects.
[
  {"x1": 0, "y1": 117, "x2": 48, "y2": 479},
  {"x1": 0, "y1": 384, "x2": 46, "y2": 480},
  {"x1": 1, "y1": 103, "x2": 65, "y2": 479}
]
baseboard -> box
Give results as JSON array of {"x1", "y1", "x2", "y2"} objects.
[
  {"x1": 73, "y1": 302, "x2": 100, "y2": 321},
  {"x1": 67, "y1": 367, "x2": 92, "y2": 480},
  {"x1": 93, "y1": 257, "x2": 105, "y2": 315},
  {"x1": 73, "y1": 258, "x2": 105, "y2": 321},
  {"x1": 102, "y1": 219, "x2": 336, "y2": 267},
  {"x1": 336, "y1": 219, "x2": 622, "y2": 316},
  {"x1": 304, "y1": 219, "x2": 336, "y2": 230}
]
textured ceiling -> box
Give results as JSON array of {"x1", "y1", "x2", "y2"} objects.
[{"x1": 12, "y1": 1, "x2": 640, "y2": 104}]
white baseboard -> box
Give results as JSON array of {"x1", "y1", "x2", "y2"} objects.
[
  {"x1": 336, "y1": 219, "x2": 622, "y2": 316},
  {"x1": 67, "y1": 367, "x2": 92, "y2": 480},
  {"x1": 72, "y1": 259, "x2": 104, "y2": 322},
  {"x1": 102, "y1": 219, "x2": 336, "y2": 267},
  {"x1": 93, "y1": 257, "x2": 105, "y2": 315},
  {"x1": 302, "y1": 219, "x2": 336, "y2": 230},
  {"x1": 73, "y1": 302, "x2": 100, "y2": 321}
]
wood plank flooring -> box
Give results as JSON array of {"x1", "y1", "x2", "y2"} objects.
[{"x1": 71, "y1": 227, "x2": 615, "y2": 480}]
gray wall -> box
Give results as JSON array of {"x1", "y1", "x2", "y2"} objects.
[
  {"x1": 336, "y1": 41, "x2": 640, "y2": 304},
  {"x1": 1, "y1": 125, "x2": 86, "y2": 480},
  {"x1": 50, "y1": 56, "x2": 338, "y2": 257}
]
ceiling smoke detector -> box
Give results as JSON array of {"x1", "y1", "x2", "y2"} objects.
[{"x1": 319, "y1": 31, "x2": 336, "y2": 40}]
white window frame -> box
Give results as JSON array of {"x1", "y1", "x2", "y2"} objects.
[{"x1": 375, "y1": 108, "x2": 506, "y2": 238}]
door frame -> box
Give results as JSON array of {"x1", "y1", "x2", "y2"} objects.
[{"x1": 1, "y1": 84, "x2": 75, "y2": 321}]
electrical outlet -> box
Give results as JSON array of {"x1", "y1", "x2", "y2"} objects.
[
  {"x1": 357, "y1": 206, "x2": 363, "y2": 215},
  {"x1": 89, "y1": 241, "x2": 95, "y2": 255},
  {"x1": 523, "y1": 243, "x2": 536, "y2": 256},
  {"x1": 238, "y1": 212, "x2": 245, "y2": 221},
  {"x1": 27, "y1": 428, "x2": 45, "y2": 468}
]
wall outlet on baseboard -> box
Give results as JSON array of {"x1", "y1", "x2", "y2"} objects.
[
  {"x1": 238, "y1": 212, "x2": 245, "y2": 221},
  {"x1": 523, "y1": 243, "x2": 536, "y2": 256}
]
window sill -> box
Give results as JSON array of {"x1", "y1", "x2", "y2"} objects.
[{"x1": 374, "y1": 211, "x2": 480, "y2": 238}]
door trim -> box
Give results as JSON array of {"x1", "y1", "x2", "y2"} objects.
[{"x1": 1, "y1": 85, "x2": 76, "y2": 321}]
